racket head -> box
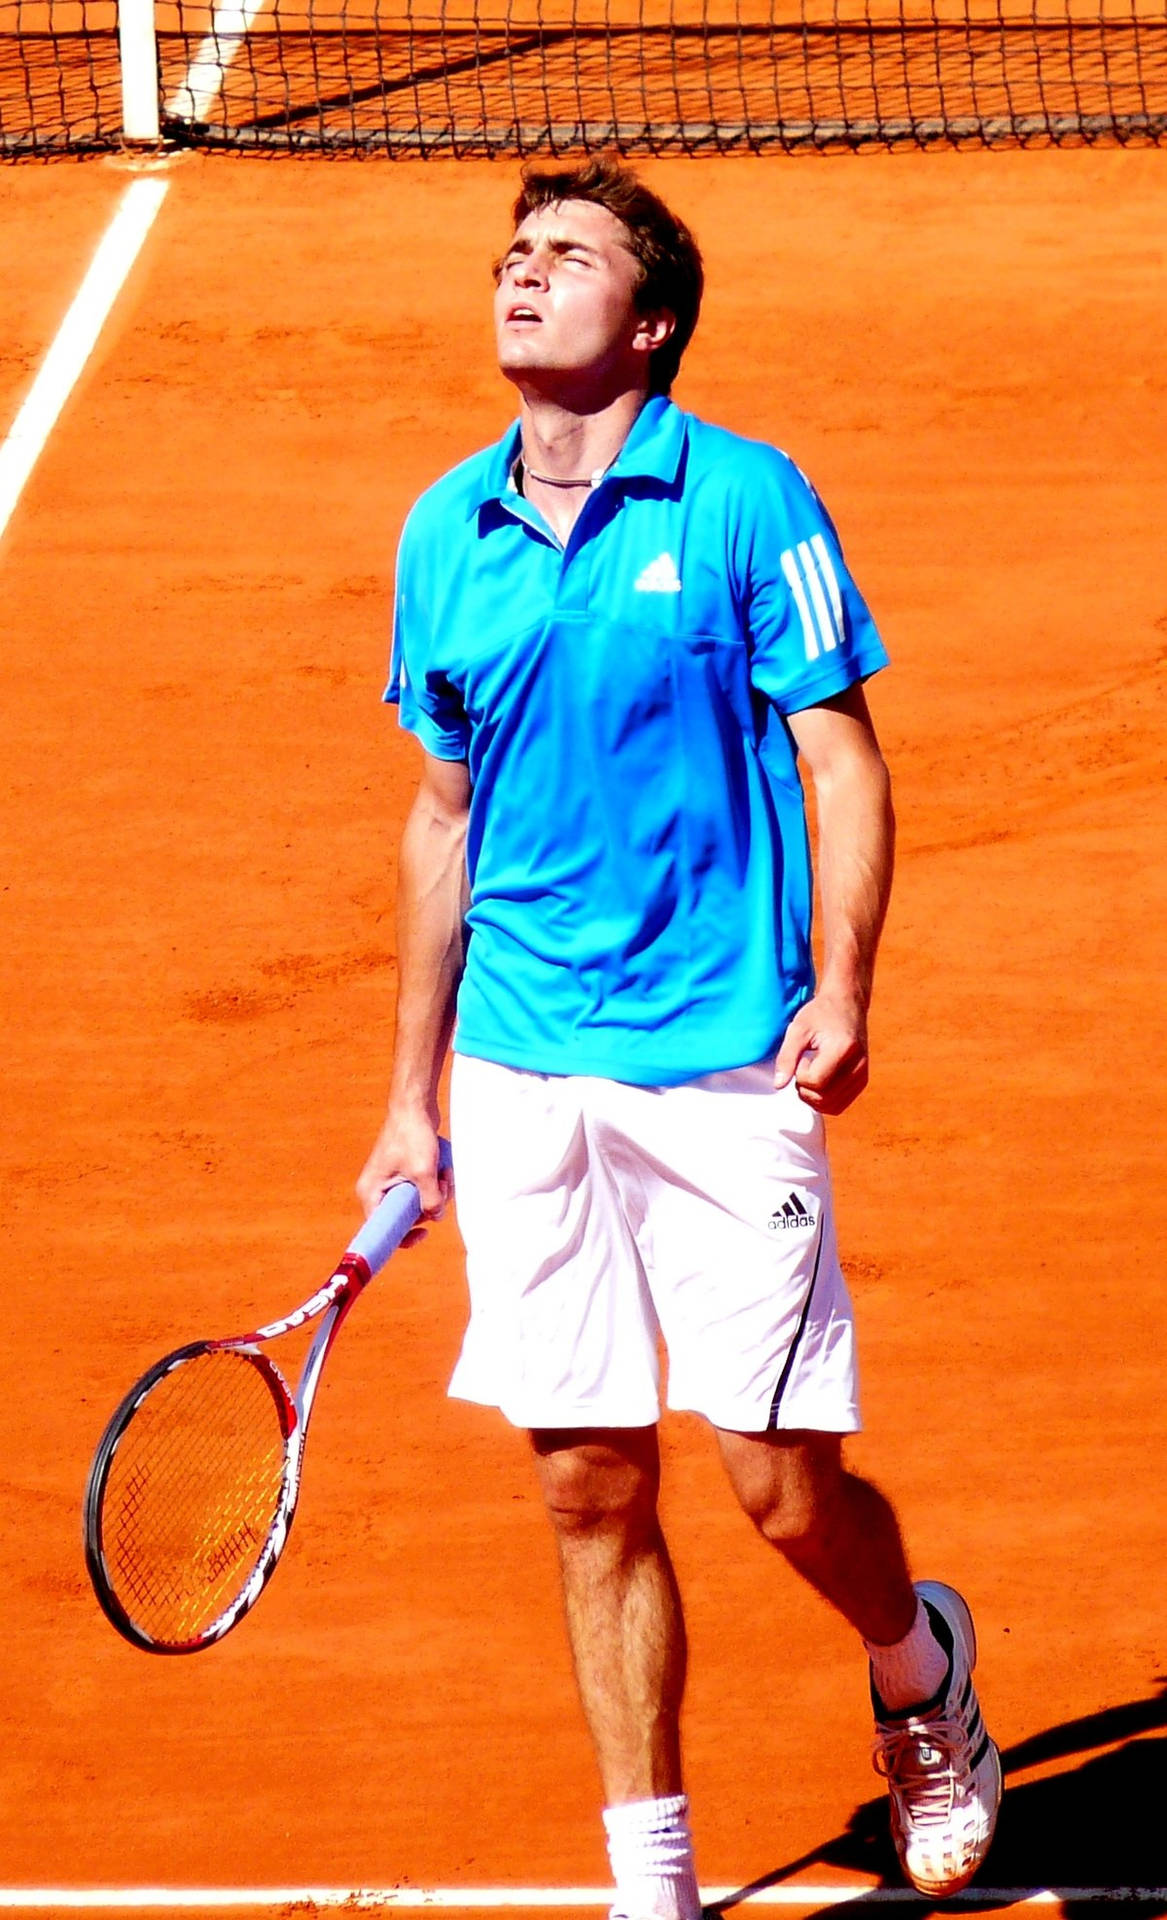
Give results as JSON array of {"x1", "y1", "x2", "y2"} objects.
[{"x1": 83, "y1": 1341, "x2": 297, "y2": 1654}]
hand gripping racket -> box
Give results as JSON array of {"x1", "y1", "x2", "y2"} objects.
[{"x1": 83, "y1": 1148, "x2": 450, "y2": 1655}]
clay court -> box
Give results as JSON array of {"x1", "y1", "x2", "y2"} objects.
[{"x1": 1, "y1": 114, "x2": 1166, "y2": 1915}]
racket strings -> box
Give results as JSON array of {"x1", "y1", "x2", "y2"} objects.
[{"x1": 101, "y1": 1349, "x2": 290, "y2": 1644}]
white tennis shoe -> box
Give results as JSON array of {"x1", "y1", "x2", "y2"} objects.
[{"x1": 872, "y1": 1580, "x2": 1003, "y2": 1897}]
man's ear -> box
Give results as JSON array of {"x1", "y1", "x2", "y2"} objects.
[{"x1": 632, "y1": 309, "x2": 676, "y2": 357}]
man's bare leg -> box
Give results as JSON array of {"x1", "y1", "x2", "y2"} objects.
[
  {"x1": 529, "y1": 1424, "x2": 933, "y2": 1785},
  {"x1": 715, "y1": 1428, "x2": 919, "y2": 1647},
  {"x1": 716, "y1": 1428, "x2": 955, "y2": 1714},
  {"x1": 530, "y1": 1424, "x2": 685, "y2": 1802},
  {"x1": 715, "y1": 1428, "x2": 1001, "y2": 1897},
  {"x1": 530, "y1": 1425, "x2": 700, "y2": 1920}
]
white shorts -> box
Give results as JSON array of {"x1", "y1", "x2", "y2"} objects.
[{"x1": 447, "y1": 1053, "x2": 860, "y2": 1434}]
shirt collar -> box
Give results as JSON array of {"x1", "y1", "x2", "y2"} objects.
[{"x1": 470, "y1": 395, "x2": 687, "y2": 518}]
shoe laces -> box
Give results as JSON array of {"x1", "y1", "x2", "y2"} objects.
[{"x1": 873, "y1": 1714, "x2": 970, "y2": 1826}]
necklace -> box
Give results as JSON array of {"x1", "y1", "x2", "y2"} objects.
[
  {"x1": 524, "y1": 468, "x2": 593, "y2": 488},
  {"x1": 519, "y1": 455, "x2": 613, "y2": 491}
]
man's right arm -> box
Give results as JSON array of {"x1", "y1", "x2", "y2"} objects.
[{"x1": 356, "y1": 750, "x2": 471, "y2": 1219}]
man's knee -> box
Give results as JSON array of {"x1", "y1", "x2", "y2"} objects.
[
  {"x1": 530, "y1": 1426, "x2": 661, "y2": 1540},
  {"x1": 717, "y1": 1428, "x2": 846, "y2": 1549}
]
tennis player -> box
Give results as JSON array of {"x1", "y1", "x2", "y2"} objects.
[{"x1": 358, "y1": 156, "x2": 1002, "y2": 1906}]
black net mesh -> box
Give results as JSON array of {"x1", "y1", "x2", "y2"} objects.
[
  {"x1": 3, "y1": 0, "x2": 1166, "y2": 154},
  {"x1": 1, "y1": 0, "x2": 120, "y2": 151}
]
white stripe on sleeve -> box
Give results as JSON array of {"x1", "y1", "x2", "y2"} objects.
[
  {"x1": 809, "y1": 534, "x2": 845, "y2": 641},
  {"x1": 780, "y1": 547, "x2": 820, "y2": 662},
  {"x1": 797, "y1": 538, "x2": 839, "y2": 655}
]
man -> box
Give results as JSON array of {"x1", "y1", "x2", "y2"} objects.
[{"x1": 358, "y1": 156, "x2": 1001, "y2": 1909}]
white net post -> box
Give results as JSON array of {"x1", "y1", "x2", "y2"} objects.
[{"x1": 118, "y1": 0, "x2": 162, "y2": 141}]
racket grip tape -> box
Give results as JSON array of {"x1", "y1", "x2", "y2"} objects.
[{"x1": 345, "y1": 1136, "x2": 452, "y2": 1276}]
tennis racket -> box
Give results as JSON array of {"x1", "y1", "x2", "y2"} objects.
[{"x1": 83, "y1": 1147, "x2": 450, "y2": 1656}]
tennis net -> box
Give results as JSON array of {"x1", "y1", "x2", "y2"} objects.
[{"x1": 2, "y1": 0, "x2": 1165, "y2": 154}]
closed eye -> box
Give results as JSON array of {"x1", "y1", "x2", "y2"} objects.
[
  {"x1": 493, "y1": 237, "x2": 602, "y2": 279},
  {"x1": 552, "y1": 241, "x2": 600, "y2": 266},
  {"x1": 493, "y1": 242, "x2": 534, "y2": 280}
]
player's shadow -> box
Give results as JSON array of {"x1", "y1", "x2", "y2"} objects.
[{"x1": 706, "y1": 1682, "x2": 1167, "y2": 1915}]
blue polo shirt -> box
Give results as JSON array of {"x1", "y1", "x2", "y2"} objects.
[{"x1": 386, "y1": 396, "x2": 887, "y2": 1086}]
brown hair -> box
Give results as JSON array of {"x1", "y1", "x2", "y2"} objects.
[{"x1": 508, "y1": 156, "x2": 704, "y2": 397}]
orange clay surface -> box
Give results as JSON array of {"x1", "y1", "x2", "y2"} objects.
[{"x1": 1, "y1": 147, "x2": 1165, "y2": 1909}]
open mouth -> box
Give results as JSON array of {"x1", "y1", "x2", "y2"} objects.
[{"x1": 506, "y1": 304, "x2": 542, "y2": 324}]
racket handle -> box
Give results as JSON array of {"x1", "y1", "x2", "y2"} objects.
[{"x1": 346, "y1": 1137, "x2": 452, "y2": 1275}]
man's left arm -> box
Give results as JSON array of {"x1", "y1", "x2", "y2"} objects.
[{"x1": 774, "y1": 682, "x2": 895, "y2": 1115}]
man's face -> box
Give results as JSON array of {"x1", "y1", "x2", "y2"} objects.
[{"x1": 494, "y1": 198, "x2": 664, "y2": 396}]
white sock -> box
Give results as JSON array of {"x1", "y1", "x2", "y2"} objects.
[
  {"x1": 602, "y1": 1793, "x2": 701, "y2": 1920},
  {"x1": 866, "y1": 1596, "x2": 951, "y2": 1713}
]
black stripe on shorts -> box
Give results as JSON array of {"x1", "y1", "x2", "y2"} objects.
[{"x1": 766, "y1": 1210, "x2": 826, "y2": 1430}]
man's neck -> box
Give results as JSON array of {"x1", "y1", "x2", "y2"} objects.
[
  {"x1": 515, "y1": 386, "x2": 650, "y2": 542},
  {"x1": 518, "y1": 386, "x2": 649, "y2": 486}
]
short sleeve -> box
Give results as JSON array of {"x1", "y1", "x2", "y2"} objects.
[
  {"x1": 738, "y1": 454, "x2": 889, "y2": 715},
  {"x1": 384, "y1": 508, "x2": 471, "y2": 761}
]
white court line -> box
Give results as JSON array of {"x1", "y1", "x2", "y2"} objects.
[
  {"x1": 166, "y1": 0, "x2": 269, "y2": 124},
  {"x1": 0, "y1": 175, "x2": 169, "y2": 547},
  {"x1": 0, "y1": 1891, "x2": 1165, "y2": 1910}
]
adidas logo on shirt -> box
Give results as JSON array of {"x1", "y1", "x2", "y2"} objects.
[
  {"x1": 767, "y1": 1192, "x2": 814, "y2": 1231},
  {"x1": 634, "y1": 551, "x2": 682, "y2": 594}
]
